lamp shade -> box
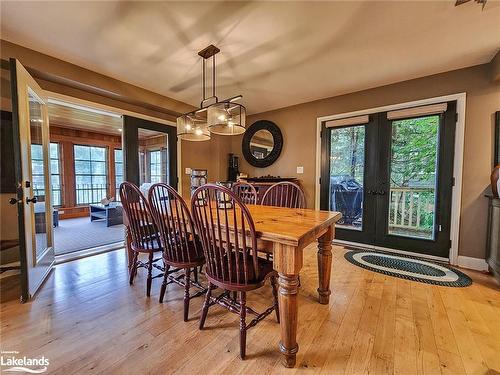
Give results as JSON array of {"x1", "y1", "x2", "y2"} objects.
[
  {"x1": 207, "y1": 102, "x2": 246, "y2": 135},
  {"x1": 177, "y1": 114, "x2": 211, "y2": 141}
]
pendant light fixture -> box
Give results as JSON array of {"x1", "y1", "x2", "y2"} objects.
[{"x1": 177, "y1": 45, "x2": 246, "y2": 141}]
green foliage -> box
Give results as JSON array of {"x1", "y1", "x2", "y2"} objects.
[
  {"x1": 330, "y1": 126, "x2": 365, "y2": 183},
  {"x1": 390, "y1": 116, "x2": 438, "y2": 188}
]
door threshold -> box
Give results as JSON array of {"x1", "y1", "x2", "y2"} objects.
[
  {"x1": 333, "y1": 239, "x2": 449, "y2": 263},
  {"x1": 55, "y1": 241, "x2": 124, "y2": 265}
]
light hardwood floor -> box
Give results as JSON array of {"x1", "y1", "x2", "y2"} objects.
[{"x1": 1, "y1": 245, "x2": 499, "y2": 374}]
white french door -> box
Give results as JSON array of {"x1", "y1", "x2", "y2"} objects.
[{"x1": 10, "y1": 58, "x2": 55, "y2": 301}]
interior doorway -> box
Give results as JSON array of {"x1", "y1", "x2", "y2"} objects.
[{"x1": 45, "y1": 99, "x2": 125, "y2": 257}]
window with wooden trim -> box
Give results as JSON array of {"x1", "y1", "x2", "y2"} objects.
[
  {"x1": 114, "y1": 148, "x2": 123, "y2": 201},
  {"x1": 74, "y1": 145, "x2": 108, "y2": 204},
  {"x1": 31, "y1": 142, "x2": 62, "y2": 206}
]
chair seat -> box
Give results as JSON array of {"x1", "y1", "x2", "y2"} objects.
[
  {"x1": 163, "y1": 238, "x2": 204, "y2": 266},
  {"x1": 131, "y1": 240, "x2": 162, "y2": 253},
  {"x1": 206, "y1": 252, "x2": 275, "y2": 288}
]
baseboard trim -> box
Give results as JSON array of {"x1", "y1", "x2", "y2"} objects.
[{"x1": 457, "y1": 256, "x2": 489, "y2": 272}]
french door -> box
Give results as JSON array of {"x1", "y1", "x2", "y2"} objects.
[
  {"x1": 320, "y1": 101, "x2": 457, "y2": 258},
  {"x1": 10, "y1": 59, "x2": 55, "y2": 301}
]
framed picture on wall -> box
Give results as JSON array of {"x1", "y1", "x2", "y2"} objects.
[{"x1": 496, "y1": 111, "x2": 500, "y2": 166}]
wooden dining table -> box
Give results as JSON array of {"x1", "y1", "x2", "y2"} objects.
[{"x1": 125, "y1": 203, "x2": 341, "y2": 368}]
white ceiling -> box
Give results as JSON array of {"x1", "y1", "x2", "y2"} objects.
[{"x1": 1, "y1": 1, "x2": 500, "y2": 114}]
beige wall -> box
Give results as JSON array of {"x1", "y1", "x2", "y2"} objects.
[
  {"x1": 228, "y1": 63, "x2": 500, "y2": 260},
  {"x1": 180, "y1": 134, "x2": 232, "y2": 197}
]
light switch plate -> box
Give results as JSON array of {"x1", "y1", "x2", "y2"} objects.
[
  {"x1": 296, "y1": 166, "x2": 304, "y2": 174},
  {"x1": 185, "y1": 168, "x2": 192, "y2": 175}
]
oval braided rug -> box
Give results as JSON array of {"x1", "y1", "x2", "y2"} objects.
[{"x1": 344, "y1": 250, "x2": 472, "y2": 287}]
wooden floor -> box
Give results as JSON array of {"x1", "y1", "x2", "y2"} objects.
[{"x1": 1, "y1": 245, "x2": 499, "y2": 375}]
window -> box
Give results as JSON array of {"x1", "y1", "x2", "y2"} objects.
[
  {"x1": 114, "y1": 149, "x2": 123, "y2": 201},
  {"x1": 149, "y1": 150, "x2": 162, "y2": 183},
  {"x1": 74, "y1": 145, "x2": 108, "y2": 204},
  {"x1": 31, "y1": 143, "x2": 62, "y2": 206}
]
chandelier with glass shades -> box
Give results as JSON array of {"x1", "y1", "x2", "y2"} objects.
[{"x1": 177, "y1": 45, "x2": 246, "y2": 141}]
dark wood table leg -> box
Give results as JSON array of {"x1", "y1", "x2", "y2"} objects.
[
  {"x1": 273, "y1": 243, "x2": 303, "y2": 368},
  {"x1": 317, "y1": 225, "x2": 333, "y2": 305}
]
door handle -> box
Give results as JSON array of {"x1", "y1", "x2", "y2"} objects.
[
  {"x1": 9, "y1": 197, "x2": 21, "y2": 205},
  {"x1": 26, "y1": 196, "x2": 38, "y2": 204},
  {"x1": 377, "y1": 190, "x2": 386, "y2": 196}
]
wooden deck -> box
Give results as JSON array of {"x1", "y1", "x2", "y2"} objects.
[{"x1": 1, "y1": 245, "x2": 499, "y2": 374}]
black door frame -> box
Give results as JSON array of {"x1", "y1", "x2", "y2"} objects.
[
  {"x1": 320, "y1": 102, "x2": 457, "y2": 258},
  {"x1": 122, "y1": 115, "x2": 178, "y2": 189},
  {"x1": 320, "y1": 114, "x2": 379, "y2": 245},
  {"x1": 374, "y1": 102, "x2": 457, "y2": 257}
]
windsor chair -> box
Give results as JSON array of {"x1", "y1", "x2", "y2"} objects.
[
  {"x1": 191, "y1": 184, "x2": 279, "y2": 359},
  {"x1": 120, "y1": 182, "x2": 163, "y2": 297},
  {"x1": 261, "y1": 181, "x2": 306, "y2": 209},
  {"x1": 232, "y1": 181, "x2": 258, "y2": 205},
  {"x1": 148, "y1": 183, "x2": 205, "y2": 321}
]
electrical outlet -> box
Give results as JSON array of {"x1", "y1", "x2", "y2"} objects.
[
  {"x1": 296, "y1": 166, "x2": 304, "y2": 174},
  {"x1": 185, "y1": 168, "x2": 192, "y2": 175}
]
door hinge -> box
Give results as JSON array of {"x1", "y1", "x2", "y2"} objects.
[
  {"x1": 448, "y1": 239, "x2": 452, "y2": 249},
  {"x1": 451, "y1": 177, "x2": 455, "y2": 187},
  {"x1": 455, "y1": 113, "x2": 458, "y2": 122},
  {"x1": 320, "y1": 130, "x2": 323, "y2": 138},
  {"x1": 319, "y1": 177, "x2": 322, "y2": 185}
]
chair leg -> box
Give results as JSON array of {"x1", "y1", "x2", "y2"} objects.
[
  {"x1": 193, "y1": 266, "x2": 199, "y2": 284},
  {"x1": 159, "y1": 264, "x2": 170, "y2": 303},
  {"x1": 129, "y1": 252, "x2": 138, "y2": 285},
  {"x1": 183, "y1": 267, "x2": 191, "y2": 322},
  {"x1": 239, "y1": 291, "x2": 247, "y2": 360},
  {"x1": 199, "y1": 283, "x2": 212, "y2": 330},
  {"x1": 146, "y1": 252, "x2": 153, "y2": 297},
  {"x1": 271, "y1": 276, "x2": 280, "y2": 323}
]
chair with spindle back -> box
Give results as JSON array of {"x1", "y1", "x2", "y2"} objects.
[
  {"x1": 232, "y1": 182, "x2": 258, "y2": 205},
  {"x1": 261, "y1": 181, "x2": 306, "y2": 209},
  {"x1": 191, "y1": 184, "x2": 279, "y2": 360},
  {"x1": 148, "y1": 183, "x2": 205, "y2": 321},
  {"x1": 120, "y1": 182, "x2": 163, "y2": 297}
]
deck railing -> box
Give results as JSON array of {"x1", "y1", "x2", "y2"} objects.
[
  {"x1": 76, "y1": 184, "x2": 108, "y2": 204},
  {"x1": 388, "y1": 187, "x2": 435, "y2": 235}
]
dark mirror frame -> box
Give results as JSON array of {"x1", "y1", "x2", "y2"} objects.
[{"x1": 242, "y1": 120, "x2": 283, "y2": 168}]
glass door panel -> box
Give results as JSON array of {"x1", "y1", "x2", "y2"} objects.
[
  {"x1": 29, "y1": 97, "x2": 50, "y2": 261},
  {"x1": 387, "y1": 115, "x2": 439, "y2": 240},
  {"x1": 329, "y1": 125, "x2": 365, "y2": 231}
]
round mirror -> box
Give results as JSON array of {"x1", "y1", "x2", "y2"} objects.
[
  {"x1": 250, "y1": 130, "x2": 274, "y2": 159},
  {"x1": 242, "y1": 120, "x2": 283, "y2": 168}
]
